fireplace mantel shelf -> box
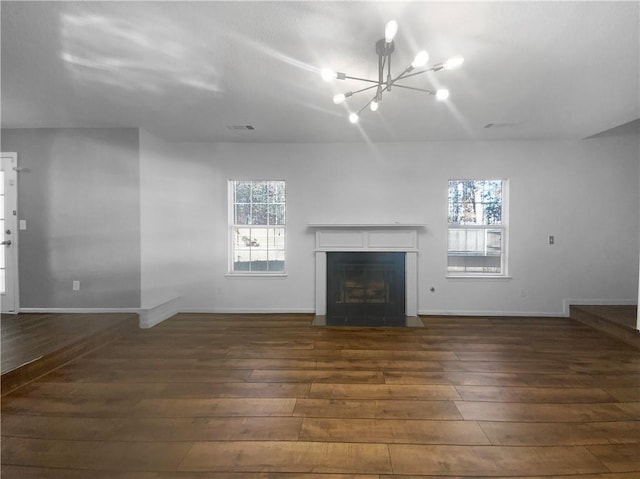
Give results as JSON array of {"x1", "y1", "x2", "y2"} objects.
[{"x1": 308, "y1": 223, "x2": 426, "y2": 229}]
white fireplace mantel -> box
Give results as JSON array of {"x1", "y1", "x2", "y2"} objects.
[{"x1": 312, "y1": 225, "x2": 421, "y2": 318}]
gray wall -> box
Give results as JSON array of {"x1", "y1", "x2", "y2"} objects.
[
  {"x1": 2, "y1": 128, "x2": 141, "y2": 308},
  {"x1": 2, "y1": 126, "x2": 638, "y2": 315},
  {"x1": 140, "y1": 131, "x2": 639, "y2": 316}
]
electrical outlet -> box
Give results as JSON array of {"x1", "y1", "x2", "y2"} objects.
[
  {"x1": 72, "y1": 280, "x2": 80, "y2": 291},
  {"x1": 519, "y1": 288, "x2": 527, "y2": 298},
  {"x1": 19, "y1": 220, "x2": 27, "y2": 230}
]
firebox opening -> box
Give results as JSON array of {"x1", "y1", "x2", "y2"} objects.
[{"x1": 326, "y1": 252, "x2": 406, "y2": 326}]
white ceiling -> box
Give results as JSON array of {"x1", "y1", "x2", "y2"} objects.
[{"x1": 2, "y1": 1, "x2": 638, "y2": 143}]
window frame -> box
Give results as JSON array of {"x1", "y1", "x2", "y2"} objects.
[
  {"x1": 446, "y1": 179, "x2": 509, "y2": 279},
  {"x1": 228, "y1": 180, "x2": 287, "y2": 276}
]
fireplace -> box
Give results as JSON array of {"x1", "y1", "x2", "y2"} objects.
[
  {"x1": 311, "y1": 224, "x2": 423, "y2": 327},
  {"x1": 327, "y1": 252, "x2": 405, "y2": 326}
]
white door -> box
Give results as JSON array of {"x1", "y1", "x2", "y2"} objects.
[{"x1": 1, "y1": 153, "x2": 18, "y2": 313}]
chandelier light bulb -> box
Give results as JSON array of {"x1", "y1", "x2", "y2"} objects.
[
  {"x1": 333, "y1": 93, "x2": 346, "y2": 104},
  {"x1": 321, "y1": 68, "x2": 337, "y2": 82},
  {"x1": 370, "y1": 100, "x2": 379, "y2": 112},
  {"x1": 385, "y1": 20, "x2": 398, "y2": 43},
  {"x1": 411, "y1": 50, "x2": 429, "y2": 68},
  {"x1": 436, "y1": 89, "x2": 450, "y2": 100},
  {"x1": 444, "y1": 56, "x2": 464, "y2": 69},
  {"x1": 349, "y1": 112, "x2": 359, "y2": 124}
]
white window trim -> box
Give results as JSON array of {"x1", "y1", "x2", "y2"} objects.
[
  {"x1": 446, "y1": 179, "x2": 510, "y2": 279},
  {"x1": 228, "y1": 180, "x2": 287, "y2": 276}
]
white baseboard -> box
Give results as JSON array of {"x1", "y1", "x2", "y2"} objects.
[
  {"x1": 18, "y1": 307, "x2": 140, "y2": 314},
  {"x1": 180, "y1": 307, "x2": 315, "y2": 314},
  {"x1": 139, "y1": 297, "x2": 181, "y2": 329},
  {"x1": 418, "y1": 309, "x2": 565, "y2": 318}
]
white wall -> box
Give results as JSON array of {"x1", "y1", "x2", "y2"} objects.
[
  {"x1": 140, "y1": 133, "x2": 639, "y2": 316},
  {"x1": 2, "y1": 128, "x2": 141, "y2": 309}
]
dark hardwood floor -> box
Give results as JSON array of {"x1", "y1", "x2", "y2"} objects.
[
  {"x1": 2, "y1": 313, "x2": 639, "y2": 477},
  {"x1": 1, "y1": 312, "x2": 139, "y2": 395}
]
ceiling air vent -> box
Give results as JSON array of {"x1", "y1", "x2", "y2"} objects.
[{"x1": 226, "y1": 125, "x2": 255, "y2": 130}]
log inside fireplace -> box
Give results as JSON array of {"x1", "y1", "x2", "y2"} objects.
[{"x1": 326, "y1": 252, "x2": 405, "y2": 326}]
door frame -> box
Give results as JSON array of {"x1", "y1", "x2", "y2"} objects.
[{"x1": 1, "y1": 152, "x2": 19, "y2": 313}]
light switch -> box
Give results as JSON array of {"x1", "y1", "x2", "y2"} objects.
[{"x1": 19, "y1": 220, "x2": 27, "y2": 230}]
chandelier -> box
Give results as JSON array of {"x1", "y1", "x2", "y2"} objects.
[{"x1": 321, "y1": 20, "x2": 464, "y2": 124}]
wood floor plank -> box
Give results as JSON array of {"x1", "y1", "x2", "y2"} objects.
[
  {"x1": 133, "y1": 398, "x2": 297, "y2": 417},
  {"x1": 249, "y1": 369, "x2": 385, "y2": 383},
  {"x1": 300, "y1": 418, "x2": 490, "y2": 444},
  {"x1": 1, "y1": 396, "x2": 140, "y2": 417},
  {"x1": 479, "y1": 420, "x2": 640, "y2": 445},
  {"x1": 157, "y1": 382, "x2": 311, "y2": 399},
  {"x1": 8, "y1": 381, "x2": 310, "y2": 399},
  {"x1": 179, "y1": 441, "x2": 393, "y2": 474},
  {"x1": 455, "y1": 401, "x2": 639, "y2": 422},
  {"x1": 309, "y1": 383, "x2": 461, "y2": 400},
  {"x1": 293, "y1": 399, "x2": 461, "y2": 419},
  {"x1": 340, "y1": 348, "x2": 458, "y2": 361},
  {"x1": 41, "y1": 367, "x2": 253, "y2": 383},
  {"x1": 1, "y1": 437, "x2": 193, "y2": 471},
  {"x1": 78, "y1": 357, "x2": 320, "y2": 370},
  {"x1": 2, "y1": 415, "x2": 303, "y2": 441},
  {"x1": 314, "y1": 359, "x2": 443, "y2": 371},
  {"x1": 604, "y1": 387, "x2": 640, "y2": 402},
  {"x1": 0, "y1": 466, "x2": 159, "y2": 479},
  {"x1": 586, "y1": 444, "x2": 640, "y2": 472},
  {"x1": 441, "y1": 360, "x2": 575, "y2": 374},
  {"x1": 388, "y1": 444, "x2": 609, "y2": 475},
  {"x1": 3, "y1": 381, "x2": 168, "y2": 399},
  {"x1": 455, "y1": 385, "x2": 615, "y2": 403},
  {"x1": 384, "y1": 370, "x2": 597, "y2": 387}
]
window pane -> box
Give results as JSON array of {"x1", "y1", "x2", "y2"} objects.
[
  {"x1": 448, "y1": 228, "x2": 502, "y2": 274},
  {"x1": 448, "y1": 180, "x2": 502, "y2": 225},
  {"x1": 234, "y1": 181, "x2": 252, "y2": 203},
  {"x1": 250, "y1": 249, "x2": 268, "y2": 271},
  {"x1": 251, "y1": 181, "x2": 268, "y2": 203},
  {"x1": 268, "y1": 181, "x2": 286, "y2": 203},
  {"x1": 268, "y1": 227, "x2": 286, "y2": 249},
  {"x1": 235, "y1": 204, "x2": 251, "y2": 225},
  {"x1": 250, "y1": 228, "x2": 268, "y2": 249},
  {"x1": 267, "y1": 249, "x2": 285, "y2": 272},
  {"x1": 251, "y1": 203, "x2": 268, "y2": 225},
  {"x1": 268, "y1": 204, "x2": 285, "y2": 225}
]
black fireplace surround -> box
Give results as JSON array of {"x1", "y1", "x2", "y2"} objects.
[{"x1": 326, "y1": 252, "x2": 406, "y2": 326}]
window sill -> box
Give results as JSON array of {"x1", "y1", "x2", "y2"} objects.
[
  {"x1": 447, "y1": 275, "x2": 512, "y2": 280},
  {"x1": 225, "y1": 273, "x2": 288, "y2": 279}
]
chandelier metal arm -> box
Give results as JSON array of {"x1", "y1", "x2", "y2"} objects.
[
  {"x1": 341, "y1": 75, "x2": 380, "y2": 84},
  {"x1": 350, "y1": 84, "x2": 380, "y2": 96},
  {"x1": 392, "y1": 84, "x2": 435, "y2": 94},
  {"x1": 395, "y1": 66, "x2": 435, "y2": 82}
]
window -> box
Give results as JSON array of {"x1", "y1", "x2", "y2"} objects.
[
  {"x1": 447, "y1": 179, "x2": 507, "y2": 276},
  {"x1": 229, "y1": 180, "x2": 285, "y2": 273}
]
